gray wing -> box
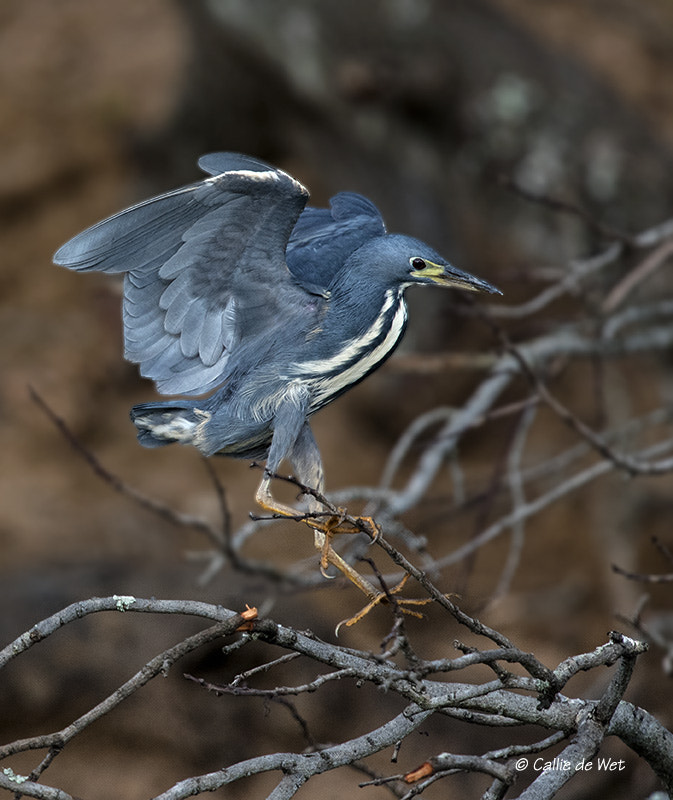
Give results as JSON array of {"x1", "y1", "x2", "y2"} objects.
[
  {"x1": 287, "y1": 192, "x2": 386, "y2": 293},
  {"x1": 54, "y1": 153, "x2": 310, "y2": 396}
]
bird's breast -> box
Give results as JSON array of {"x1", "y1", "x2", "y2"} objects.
[{"x1": 288, "y1": 288, "x2": 408, "y2": 411}]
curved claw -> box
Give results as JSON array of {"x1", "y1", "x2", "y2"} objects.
[
  {"x1": 334, "y1": 574, "x2": 435, "y2": 633},
  {"x1": 320, "y1": 562, "x2": 336, "y2": 579},
  {"x1": 335, "y1": 594, "x2": 386, "y2": 636},
  {"x1": 360, "y1": 515, "x2": 382, "y2": 543},
  {"x1": 255, "y1": 478, "x2": 396, "y2": 612}
]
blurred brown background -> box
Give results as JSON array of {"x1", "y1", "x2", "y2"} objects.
[{"x1": 2, "y1": 1, "x2": 673, "y2": 797}]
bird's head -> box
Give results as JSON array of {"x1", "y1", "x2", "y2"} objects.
[{"x1": 346, "y1": 234, "x2": 501, "y2": 296}]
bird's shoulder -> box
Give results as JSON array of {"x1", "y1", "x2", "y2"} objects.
[{"x1": 286, "y1": 191, "x2": 386, "y2": 293}]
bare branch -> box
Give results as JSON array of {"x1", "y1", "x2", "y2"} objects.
[
  {"x1": 603, "y1": 238, "x2": 673, "y2": 312},
  {"x1": 1, "y1": 597, "x2": 669, "y2": 798},
  {"x1": 0, "y1": 771, "x2": 74, "y2": 800},
  {"x1": 151, "y1": 703, "x2": 434, "y2": 800},
  {"x1": 29, "y1": 387, "x2": 224, "y2": 544},
  {"x1": 612, "y1": 565, "x2": 673, "y2": 584},
  {"x1": 499, "y1": 176, "x2": 636, "y2": 246},
  {"x1": 492, "y1": 329, "x2": 673, "y2": 477},
  {"x1": 13, "y1": 208, "x2": 673, "y2": 799},
  {"x1": 1, "y1": 609, "x2": 247, "y2": 762},
  {"x1": 432, "y1": 435, "x2": 673, "y2": 575}
]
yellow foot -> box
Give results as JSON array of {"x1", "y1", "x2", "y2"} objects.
[
  {"x1": 254, "y1": 468, "x2": 380, "y2": 538},
  {"x1": 254, "y1": 482, "x2": 374, "y2": 534},
  {"x1": 318, "y1": 514, "x2": 380, "y2": 577},
  {"x1": 335, "y1": 574, "x2": 434, "y2": 634},
  {"x1": 255, "y1": 474, "x2": 429, "y2": 628}
]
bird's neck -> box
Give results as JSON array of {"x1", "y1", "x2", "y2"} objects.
[
  {"x1": 326, "y1": 266, "x2": 405, "y2": 328},
  {"x1": 325, "y1": 272, "x2": 402, "y2": 331},
  {"x1": 305, "y1": 281, "x2": 408, "y2": 371},
  {"x1": 293, "y1": 283, "x2": 408, "y2": 411}
]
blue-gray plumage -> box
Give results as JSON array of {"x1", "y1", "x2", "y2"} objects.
[{"x1": 54, "y1": 152, "x2": 500, "y2": 605}]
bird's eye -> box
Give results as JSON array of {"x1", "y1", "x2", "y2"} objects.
[{"x1": 411, "y1": 257, "x2": 426, "y2": 270}]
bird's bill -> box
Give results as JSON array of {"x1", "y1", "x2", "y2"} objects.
[{"x1": 423, "y1": 261, "x2": 502, "y2": 295}]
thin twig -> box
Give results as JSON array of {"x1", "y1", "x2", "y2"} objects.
[
  {"x1": 500, "y1": 176, "x2": 636, "y2": 246},
  {"x1": 486, "y1": 325, "x2": 673, "y2": 476},
  {"x1": 29, "y1": 386, "x2": 224, "y2": 544},
  {"x1": 602, "y1": 238, "x2": 673, "y2": 312}
]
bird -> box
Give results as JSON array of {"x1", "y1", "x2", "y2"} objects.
[{"x1": 54, "y1": 152, "x2": 501, "y2": 618}]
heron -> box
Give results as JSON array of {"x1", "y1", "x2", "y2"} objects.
[{"x1": 54, "y1": 152, "x2": 500, "y2": 619}]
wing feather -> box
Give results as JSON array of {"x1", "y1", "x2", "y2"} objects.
[
  {"x1": 55, "y1": 153, "x2": 309, "y2": 396},
  {"x1": 286, "y1": 191, "x2": 385, "y2": 292}
]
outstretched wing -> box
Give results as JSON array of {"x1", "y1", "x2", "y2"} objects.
[
  {"x1": 54, "y1": 153, "x2": 310, "y2": 396},
  {"x1": 287, "y1": 192, "x2": 386, "y2": 293}
]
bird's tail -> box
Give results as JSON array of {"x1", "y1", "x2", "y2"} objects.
[{"x1": 130, "y1": 401, "x2": 212, "y2": 451}]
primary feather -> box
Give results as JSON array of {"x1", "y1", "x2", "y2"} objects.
[{"x1": 55, "y1": 154, "x2": 312, "y2": 395}]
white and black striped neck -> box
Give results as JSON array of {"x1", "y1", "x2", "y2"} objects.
[{"x1": 291, "y1": 286, "x2": 409, "y2": 410}]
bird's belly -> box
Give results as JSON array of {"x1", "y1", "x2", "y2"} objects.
[{"x1": 212, "y1": 423, "x2": 273, "y2": 459}]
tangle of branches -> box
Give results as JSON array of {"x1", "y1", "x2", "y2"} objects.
[{"x1": 3, "y1": 202, "x2": 673, "y2": 798}]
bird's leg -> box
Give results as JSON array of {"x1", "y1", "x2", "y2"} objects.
[
  {"x1": 313, "y1": 528, "x2": 380, "y2": 597},
  {"x1": 257, "y1": 396, "x2": 377, "y2": 534},
  {"x1": 300, "y1": 488, "x2": 434, "y2": 628},
  {"x1": 255, "y1": 471, "x2": 378, "y2": 596},
  {"x1": 256, "y1": 388, "x2": 321, "y2": 522},
  {"x1": 254, "y1": 472, "x2": 313, "y2": 521},
  {"x1": 289, "y1": 423, "x2": 383, "y2": 596},
  {"x1": 288, "y1": 420, "x2": 379, "y2": 539},
  {"x1": 257, "y1": 467, "x2": 430, "y2": 625},
  {"x1": 260, "y1": 413, "x2": 428, "y2": 624}
]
